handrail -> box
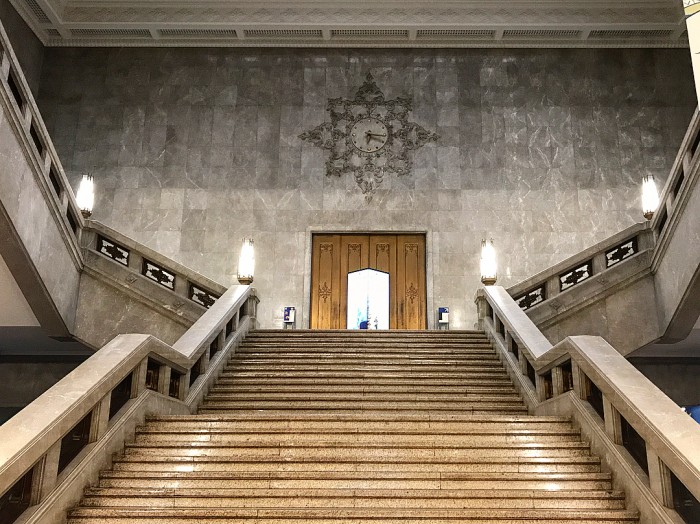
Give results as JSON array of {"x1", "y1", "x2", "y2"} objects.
[
  {"x1": 506, "y1": 107, "x2": 700, "y2": 315},
  {"x1": 476, "y1": 285, "x2": 700, "y2": 522},
  {"x1": 0, "y1": 20, "x2": 84, "y2": 268},
  {"x1": 0, "y1": 284, "x2": 258, "y2": 523}
]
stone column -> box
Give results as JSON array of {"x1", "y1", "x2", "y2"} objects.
[{"x1": 685, "y1": 1, "x2": 700, "y2": 105}]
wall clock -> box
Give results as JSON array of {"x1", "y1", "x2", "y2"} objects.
[{"x1": 300, "y1": 73, "x2": 438, "y2": 195}]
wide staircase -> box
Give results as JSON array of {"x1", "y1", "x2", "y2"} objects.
[{"x1": 67, "y1": 330, "x2": 639, "y2": 523}]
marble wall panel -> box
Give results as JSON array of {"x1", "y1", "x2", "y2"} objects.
[{"x1": 38, "y1": 48, "x2": 696, "y2": 328}]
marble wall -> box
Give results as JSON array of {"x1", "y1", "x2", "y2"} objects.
[
  {"x1": 0, "y1": 0, "x2": 43, "y2": 96},
  {"x1": 38, "y1": 48, "x2": 696, "y2": 328}
]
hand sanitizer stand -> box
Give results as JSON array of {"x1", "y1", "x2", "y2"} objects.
[{"x1": 346, "y1": 269, "x2": 390, "y2": 330}]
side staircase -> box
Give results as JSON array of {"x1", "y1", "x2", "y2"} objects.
[{"x1": 68, "y1": 330, "x2": 639, "y2": 523}]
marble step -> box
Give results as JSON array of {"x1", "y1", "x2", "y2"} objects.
[
  {"x1": 143, "y1": 416, "x2": 574, "y2": 432},
  {"x1": 229, "y1": 356, "x2": 501, "y2": 364},
  {"x1": 202, "y1": 392, "x2": 523, "y2": 402},
  {"x1": 188, "y1": 410, "x2": 542, "y2": 421},
  {"x1": 245, "y1": 330, "x2": 486, "y2": 337},
  {"x1": 236, "y1": 345, "x2": 496, "y2": 353},
  {"x1": 216, "y1": 371, "x2": 512, "y2": 380},
  {"x1": 197, "y1": 400, "x2": 526, "y2": 412},
  {"x1": 133, "y1": 432, "x2": 580, "y2": 446},
  {"x1": 212, "y1": 377, "x2": 515, "y2": 386},
  {"x1": 112, "y1": 459, "x2": 600, "y2": 475},
  {"x1": 223, "y1": 364, "x2": 507, "y2": 373},
  {"x1": 68, "y1": 506, "x2": 639, "y2": 523},
  {"x1": 206, "y1": 384, "x2": 517, "y2": 394},
  {"x1": 78, "y1": 487, "x2": 627, "y2": 510},
  {"x1": 97, "y1": 470, "x2": 616, "y2": 491}
]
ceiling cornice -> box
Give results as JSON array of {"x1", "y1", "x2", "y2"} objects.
[{"x1": 10, "y1": 0, "x2": 689, "y2": 48}]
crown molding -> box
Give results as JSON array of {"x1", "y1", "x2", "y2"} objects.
[{"x1": 9, "y1": 0, "x2": 689, "y2": 48}]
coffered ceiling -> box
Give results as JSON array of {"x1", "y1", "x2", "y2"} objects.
[{"x1": 11, "y1": 0, "x2": 689, "y2": 48}]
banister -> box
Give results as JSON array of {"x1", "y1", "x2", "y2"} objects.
[
  {"x1": 0, "y1": 284, "x2": 257, "y2": 523},
  {"x1": 0, "y1": 19, "x2": 84, "y2": 267},
  {"x1": 477, "y1": 285, "x2": 700, "y2": 522}
]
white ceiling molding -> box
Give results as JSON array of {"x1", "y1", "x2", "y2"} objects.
[{"x1": 9, "y1": 0, "x2": 689, "y2": 48}]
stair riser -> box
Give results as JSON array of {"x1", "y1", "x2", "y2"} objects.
[
  {"x1": 79, "y1": 496, "x2": 626, "y2": 510},
  {"x1": 141, "y1": 422, "x2": 576, "y2": 433},
  {"x1": 133, "y1": 434, "x2": 582, "y2": 445},
  {"x1": 98, "y1": 477, "x2": 614, "y2": 491}
]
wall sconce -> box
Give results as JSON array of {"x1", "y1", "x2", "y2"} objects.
[
  {"x1": 642, "y1": 175, "x2": 659, "y2": 221},
  {"x1": 237, "y1": 238, "x2": 255, "y2": 285},
  {"x1": 76, "y1": 174, "x2": 94, "y2": 218},
  {"x1": 480, "y1": 238, "x2": 497, "y2": 286}
]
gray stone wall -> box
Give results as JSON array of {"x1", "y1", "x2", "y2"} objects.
[
  {"x1": 0, "y1": 0, "x2": 43, "y2": 96},
  {"x1": 38, "y1": 48, "x2": 696, "y2": 328}
]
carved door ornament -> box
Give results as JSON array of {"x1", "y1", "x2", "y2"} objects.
[{"x1": 299, "y1": 73, "x2": 438, "y2": 196}]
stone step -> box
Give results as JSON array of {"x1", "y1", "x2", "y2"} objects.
[
  {"x1": 223, "y1": 365, "x2": 507, "y2": 373},
  {"x1": 197, "y1": 401, "x2": 526, "y2": 413},
  {"x1": 229, "y1": 356, "x2": 502, "y2": 365},
  {"x1": 113, "y1": 454, "x2": 600, "y2": 473},
  {"x1": 97, "y1": 470, "x2": 615, "y2": 491},
  {"x1": 133, "y1": 432, "x2": 580, "y2": 446},
  {"x1": 143, "y1": 417, "x2": 574, "y2": 432},
  {"x1": 207, "y1": 384, "x2": 517, "y2": 394},
  {"x1": 221, "y1": 366, "x2": 507, "y2": 378},
  {"x1": 239, "y1": 344, "x2": 494, "y2": 348},
  {"x1": 202, "y1": 393, "x2": 523, "y2": 403},
  {"x1": 68, "y1": 506, "x2": 639, "y2": 523},
  {"x1": 212, "y1": 377, "x2": 515, "y2": 386},
  {"x1": 79, "y1": 487, "x2": 627, "y2": 510},
  {"x1": 236, "y1": 346, "x2": 496, "y2": 354},
  {"x1": 245, "y1": 329, "x2": 486, "y2": 336}
]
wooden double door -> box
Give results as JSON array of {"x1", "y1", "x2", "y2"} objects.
[{"x1": 310, "y1": 234, "x2": 426, "y2": 330}]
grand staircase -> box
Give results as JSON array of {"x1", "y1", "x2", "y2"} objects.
[{"x1": 68, "y1": 330, "x2": 639, "y2": 523}]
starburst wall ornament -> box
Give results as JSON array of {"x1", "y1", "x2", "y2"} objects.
[{"x1": 299, "y1": 73, "x2": 438, "y2": 195}]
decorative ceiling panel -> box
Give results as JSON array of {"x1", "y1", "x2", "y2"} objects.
[{"x1": 9, "y1": 0, "x2": 689, "y2": 48}]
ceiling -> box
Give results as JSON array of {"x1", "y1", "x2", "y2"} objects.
[{"x1": 10, "y1": 0, "x2": 689, "y2": 48}]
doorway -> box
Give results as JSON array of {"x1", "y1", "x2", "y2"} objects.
[{"x1": 310, "y1": 234, "x2": 427, "y2": 329}]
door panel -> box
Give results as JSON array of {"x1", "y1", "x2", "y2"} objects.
[
  {"x1": 396, "y1": 235, "x2": 426, "y2": 330},
  {"x1": 311, "y1": 234, "x2": 425, "y2": 330},
  {"x1": 369, "y1": 236, "x2": 397, "y2": 329},
  {"x1": 310, "y1": 235, "x2": 341, "y2": 329},
  {"x1": 339, "y1": 236, "x2": 370, "y2": 328}
]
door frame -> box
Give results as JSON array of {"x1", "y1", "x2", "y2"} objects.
[{"x1": 302, "y1": 228, "x2": 434, "y2": 329}]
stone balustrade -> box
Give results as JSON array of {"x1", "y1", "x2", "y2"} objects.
[
  {"x1": 506, "y1": 108, "x2": 700, "y2": 352},
  {"x1": 0, "y1": 16, "x2": 232, "y2": 346},
  {"x1": 0, "y1": 21, "x2": 84, "y2": 259},
  {"x1": 476, "y1": 285, "x2": 700, "y2": 524},
  {"x1": 0, "y1": 284, "x2": 258, "y2": 524}
]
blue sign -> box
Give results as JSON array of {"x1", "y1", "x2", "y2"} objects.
[
  {"x1": 283, "y1": 307, "x2": 295, "y2": 323},
  {"x1": 438, "y1": 307, "x2": 449, "y2": 324}
]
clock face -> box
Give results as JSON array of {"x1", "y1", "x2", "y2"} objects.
[{"x1": 351, "y1": 117, "x2": 388, "y2": 153}]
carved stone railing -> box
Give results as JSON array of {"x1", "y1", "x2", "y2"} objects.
[
  {"x1": 507, "y1": 109, "x2": 700, "y2": 350},
  {"x1": 0, "y1": 20, "x2": 85, "y2": 335},
  {"x1": 476, "y1": 285, "x2": 700, "y2": 524},
  {"x1": 0, "y1": 284, "x2": 258, "y2": 524},
  {"x1": 75, "y1": 221, "x2": 228, "y2": 348},
  {"x1": 0, "y1": 15, "x2": 230, "y2": 347},
  {"x1": 0, "y1": 21, "x2": 84, "y2": 260},
  {"x1": 82, "y1": 221, "x2": 225, "y2": 312}
]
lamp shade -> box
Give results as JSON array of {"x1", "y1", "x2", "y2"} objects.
[
  {"x1": 76, "y1": 174, "x2": 94, "y2": 218},
  {"x1": 642, "y1": 175, "x2": 659, "y2": 221},
  {"x1": 237, "y1": 238, "x2": 255, "y2": 285},
  {"x1": 480, "y1": 239, "x2": 497, "y2": 286}
]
